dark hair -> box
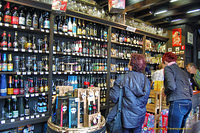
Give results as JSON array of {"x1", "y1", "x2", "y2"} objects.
[
  {"x1": 130, "y1": 53, "x2": 146, "y2": 73},
  {"x1": 187, "y1": 63, "x2": 197, "y2": 69},
  {"x1": 162, "y1": 52, "x2": 177, "y2": 63}
]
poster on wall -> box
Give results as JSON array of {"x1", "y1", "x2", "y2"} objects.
[
  {"x1": 52, "y1": 0, "x2": 67, "y2": 12},
  {"x1": 187, "y1": 32, "x2": 193, "y2": 45},
  {"x1": 172, "y1": 28, "x2": 182, "y2": 47},
  {"x1": 108, "y1": 0, "x2": 125, "y2": 13}
]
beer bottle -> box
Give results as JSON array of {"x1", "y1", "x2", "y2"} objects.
[
  {"x1": 0, "y1": 53, "x2": 2, "y2": 71},
  {"x1": 1, "y1": 31, "x2": 7, "y2": 48},
  {"x1": 13, "y1": 75, "x2": 19, "y2": 95},
  {"x1": 32, "y1": 10, "x2": 38, "y2": 29},
  {"x1": 34, "y1": 77, "x2": 39, "y2": 93},
  {"x1": 7, "y1": 54, "x2": 13, "y2": 72},
  {"x1": 0, "y1": 1, "x2": 3, "y2": 23},
  {"x1": 3, "y1": 2, "x2": 11, "y2": 24},
  {"x1": 28, "y1": 77, "x2": 34, "y2": 93},
  {"x1": 12, "y1": 98, "x2": 19, "y2": 118},
  {"x1": 18, "y1": 97, "x2": 24, "y2": 117},
  {"x1": 7, "y1": 32, "x2": 12, "y2": 48},
  {"x1": 19, "y1": 75, "x2": 24, "y2": 95},
  {"x1": 26, "y1": 9, "x2": 32, "y2": 27},
  {"x1": 2, "y1": 53, "x2": 7, "y2": 72},
  {"x1": 11, "y1": 7, "x2": 19, "y2": 25},
  {"x1": 7, "y1": 76, "x2": 13, "y2": 95},
  {"x1": 6, "y1": 98, "x2": 12, "y2": 119},
  {"x1": 24, "y1": 98, "x2": 30, "y2": 116},
  {"x1": 39, "y1": 78, "x2": 44, "y2": 93},
  {"x1": 19, "y1": 8, "x2": 25, "y2": 26},
  {"x1": 13, "y1": 31, "x2": 18, "y2": 48}
]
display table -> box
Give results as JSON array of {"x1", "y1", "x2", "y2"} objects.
[{"x1": 47, "y1": 116, "x2": 106, "y2": 133}]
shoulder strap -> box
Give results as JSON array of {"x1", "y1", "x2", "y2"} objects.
[{"x1": 143, "y1": 76, "x2": 146, "y2": 93}]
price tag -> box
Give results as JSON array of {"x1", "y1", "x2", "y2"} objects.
[
  {"x1": 11, "y1": 119, "x2": 15, "y2": 122},
  {"x1": 58, "y1": 72, "x2": 61, "y2": 74},
  {"x1": 34, "y1": 50, "x2": 38, "y2": 53},
  {"x1": 83, "y1": 36, "x2": 86, "y2": 38},
  {"x1": 4, "y1": 23, "x2": 9, "y2": 27},
  {"x1": 75, "y1": 72, "x2": 78, "y2": 74},
  {"x1": 77, "y1": 53, "x2": 80, "y2": 56},
  {"x1": 83, "y1": 72, "x2": 86, "y2": 74},
  {"x1": 27, "y1": 72, "x2": 31, "y2": 75},
  {"x1": 59, "y1": 32, "x2": 63, "y2": 35},
  {"x1": 126, "y1": 26, "x2": 137, "y2": 32},
  {"x1": 0, "y1": 22, "x2": 3, "y2": 26},
  {"x1": 68, "y1": 53, "x2": 71, "y2": 55},
  {"x1": 87, "y1": 37, "x2": 90, "y2": 39},
  {"x1": 22, "y1": 72, "x2": 26, "y2": 75},
  {"x1": 40, "y1": 72, "x2": 44, "y2": 75},
  {"x1": 53, "y1": 72, "x2": 56, "y2": 74},
  {"x1": 79, "y1": 36, "x2": 82, "y2": 38},
  {"x1": 98, "y1": 38, "x2": 100, "y2": 41},
  {"x1": 105, "y1": 40, "x2": 108, "y2": 42},
  {"x1": 1, "y1": 120, "x2": 5, "y2": 124},
  {"x1": 100, "y1": 72, "x2": 102, "y2": 74},
  {"x1": 17, "y1": 72, "x2": 21, "y2": 75},
  {"x1": 25, "y1": 94, "x2": 30, "y2": 97},
  {"x1": 95, "y1": 38, "x2": 97, "y2": 40},
  {"x1": 72, "y1": 53, "x2": 75, "y2": 55},
  {"x1": 70, "y1": 72, "x2": 73, "y2": 74},
  {"x1": 26, "y1": 116, "x2": 30, "y2": 120},
  {"x1": 21, "y1": 49, "x2": 25, "y2": 52},
  {"x1": 35, "y1": 93, "x2": 39, "y2": 96},
  {"x1": 75, "y1": 98, "x2": 79, "y2": 102},
  {"x1": 46, "y1": 30, "x2": 49, "y2": 33},
  {"x1": 21, "y1": 26, "x2": 25, "y2": 29},
  {"x1": 90, "y1": 72, "x2": 92, "y2": 74},
  {"x1": 42, "y1": 93, "x2": 45, "y2": 96},
  {"x1": 14, "y1": 48, "x2": 18, "y2": 51},
  {"x1": 54, "y1": 31, "x2": 58, "y2": 34},
  {"x1": 63, "y1": 52, "x2": 67, "y2": 55},
  {"x1": 45, "y1": 72, "x2": 49, "y2": 74},
  {"x1": 3, "y1": 47, "x2": 7, "y2": 51},
  {"x1": 41, "y1": 29, "x2": 45, "y2": 32},
  {"x1": 34, "y1": 72, "x2": 38, "y2": 75},
  {"x1": 97, "y1": 72, "x2": 100, "y2": 74},
  {"x1": 46, "y1": 51, "x2": 49, "y2": 53},
  {"x1": 64, "y1": 33, "x2": 68, "y2": 36},
  {"x1": 13, "y1": 25, "x2": 17, "y2": 28},
  {"x1": 30, "y1": 27, "x2": 34, "y2": 30},
  {"x1": 42, "y1": 114, "x2": 45, "y2": 117},
  {"x1": 31, "y1": 94, "x2": 34, "y2": 97},
  {"x1": 97, "y1": 55, "x2": 100, "y2": 57},
  {"x1": 74, "y1": 34, "x2": 77, "y2": 37},
  {"x1": 69, "y1": 34, "x2": 73, "y2": 36},
  {"x1": 36, "y1": 115, "x2": 40, "y2": 118},
  {"x1": 91, "y1": 37, "x2": 93, "y2": 40},
  {"x1": 64, "y1": 72, "x2": 67, "y2": 74},
  {"x1": 12, "y1": 95, "x2": 16, "y2": 99},
  {"x1": 31, "y1": 116, "x2": 34, "y2": 119},
  {"x1": 53, "y1": 92, "x2": 56, "y2": 95},
  {"x1": 20, "y1": 117, "x2": 24, "y2": 121},
  {"x1": 101, "y1": 39, "x2": 104, "y2": 42},
  {"x1": 80, "y1": 72, "x2": 82, "y2": 74},
  {"x1": 53, "y1": 52, "x2": 56, "y2": 54}
]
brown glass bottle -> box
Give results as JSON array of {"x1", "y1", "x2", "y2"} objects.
[{"x1": 7, "y1": 76, "x2": 13, "y2": 95}]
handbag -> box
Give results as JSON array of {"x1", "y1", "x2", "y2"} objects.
[{"x1": 106, "y1": 84, "x2": 123, "y2": 133}]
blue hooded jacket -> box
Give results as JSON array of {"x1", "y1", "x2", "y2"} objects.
[{"x1": 109, "y1": 71, "x2": 151, "y2": 128}]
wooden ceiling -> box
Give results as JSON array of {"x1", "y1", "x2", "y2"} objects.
[{"x1": 95, "y1": 0, "x2": 200, "y2": 28}]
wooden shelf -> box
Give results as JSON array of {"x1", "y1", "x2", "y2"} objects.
[
  {"x1": 0, "y1": 92, "x2": 49, "y2": 99},
  {"x1": 111, "y1": 41, "x2": 143, "y2": 49}
]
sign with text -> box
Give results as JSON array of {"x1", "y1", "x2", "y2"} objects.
[
  {"x1": 108, "y1": 0, "x2": 125, "y2": 13},
  {"x1": 52, "y1": 0, "x2": 67, "y2": 12},
  {"x1": 172, "y1": 28, "x2": 182, "y2": 47}
]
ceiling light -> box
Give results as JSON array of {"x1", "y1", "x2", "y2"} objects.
[
  {"x1": 154, "y1": 10, "x2": 168, "y2": 15},
  {"x1": 170, "y1": 0, "x2": 178, "y2": 3},
  {"x1": 187, "y1": 9, "x2": 200, "y2": 14},
  {"x1": 171, "y1": 19, "x2": 182, "y2": 22}
]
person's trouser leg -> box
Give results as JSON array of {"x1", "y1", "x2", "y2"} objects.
[
  {"x1": 132, "y1": 126, "x2": 142, "y2": 133},
  {"x1": 168, "y1": 100, "x2": 192, "y2": 133}
]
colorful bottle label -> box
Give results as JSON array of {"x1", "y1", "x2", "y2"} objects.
[
  {"x1": 72, "y1": 26, "x2": 77, "y2": 35},
  {"x1": 29, "y1": 87, "x2": 34, "y2": 93},
  {"x1": 19, "y1": 17, "x2": 25, "y2": 25},
  {"x1": 7, "y1": 88, "x2": 13, "y2": 95},
  {"x1": 26, "y1": 42, "x2": 32, "y2": 49},
  {"x1": 44, "y1": 20, "x2": 50, "y2": 29},
  {"x1": 19, "y1": 88, "x2": 24, "y2": 94},
  {"x1": 63, "y1": 25, "x2": 68, "y2": 33},
  {"x1": 0, "y1": 88, "x2": 7, "y2": 96},
  {"x1": 0, "y1": 63, "x2": 2, "y2": 71},
  {"x1": 25, "y1": 109, "x2": 30, "y2": 116},
  {"x1": 1, "y1": 41, "x2": 7, "y2": 47},
  {"x1": 13, "y1": 88, "x2": 19, "y2": 95},
  {"x1": 7, "y1": 63, "x2": 13, "y2": 71},
  {"x1": 12, "y1": 110, "x2": 19, "y2": 118},
  {"x1": 40, "y1": 86, "x2": 44, "y2": 92},
  {"x1": 11, "y1": 16, "x2": 19, "y2": 25},
  {"x1": 4, "y1": 15, "x2": 11, "y2": 23},
  {"x1": 2, "y1": 63, "x2": 7, "y2": 71}
]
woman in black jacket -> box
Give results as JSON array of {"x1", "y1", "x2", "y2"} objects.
[
  {"x1": 163, "y1": 52, "x2": 193, "y2": 133},
  {"x1": 109, "y1": 53, "x2": 151, "y2": 133}
]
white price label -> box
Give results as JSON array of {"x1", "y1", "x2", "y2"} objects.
[
  {"x1": 21, "y1": 49, "x2": 25, "y2": 52},
  {"x1": 22, "y1": 72, "x2": 26, "y2": 75},
  {"x1": 14, "y1": 48, "x2": 18, "y2": 51},
  {"x1": 1, "y1": 120, "x2": 5, "y2": 124},
  {"x1": 34, "y1": 72, "x2": 37, "y2": 75},
  {"x1": 42, "y1": 93, "x2": 45, "y2": 96},
  {"x1": 40, "y1": 72, "x2": 44, "y2": 75},
  {"x1": 83, "y1": 72, "x2": 86, "y2": 74},
  {"x1": 35, "y1": 93, "x2": 39, "y2": 96},
  {"x1": 68, "y1": 53, "x2": 71, "y2": 55},
  {"x1": 53, "y1": 92, "x2": 56, "y2": 95},
  {"x1": 13, "y1": 25, "x2": 17, "y2": 28},
  {"x1": 53, "y1": 72, "x2": 56, "y2": 74},
  {"x1": 72, "y1": 53, "x2": 75, "y2": 55},
  {"x1": 64, "y1": 72, "x2": 67, "y2": 74},
  {"x1": 90, "y1": 72, "x2": 92, "y2": 74},
  {"x1": 46, "y1": 51, "x2": 49, "y2": 53},
  {"x1": 3, "y1": 47, "x2": 7, "y2": 51},
  {"x1": 126, "y1": 26, "x2": 137, "y2": 32},
  {"x1": 53, "y1": 52, "x2": 56, "y2": 54},
  {"x1": 64, "y1": 33, "x2": 68, "y2": 36},
  {"x1": 79, "y1": 36, "x2": 82, "y2": 38},
  {"x1": 59, "y1": 32, "x2": 63, "y2": 35},
  {"x1": 12, "y1": 95, "x2": 16, "y2": 99},
  {"x1": 46, "y1": 30, "x2": 49, "y2": 33},
  {"x1": 27, "y1": 72, "x2": 31, "y2": 75},
  {"x1": 31, "y1": 94, "x2": 34, "y2": 97},
  {"x1": 36, "y1": 115, "x2": 40, "y2": 118},
  {"x1": 91, "y1": 37, "x2": 93, "y2": 40},
  {"x1": 98, "y1": 38, "x2": 100, "y2": 41},
  {"x1": 30, "y1": 27, "x2": 34, "y2": 30},
  {"x1": 58, "y1": 72, "x2": 61, "y2": 74},
  {"x1": 28, "y1": 50, "x2": 32, "y2": 52},
  {"x1": 21, "y1": 26, "x2": 25, "y2": 29},
  {"x1": 54, "y1": 31, "x2": 58, "y2": 34},
  {"x1": 25, "y1": 94, "x2": 30, "y2": 97},
  {"x1": 63, "y1": 53, "x2": 67, "y2": 55},
  {"x1": 26, "y1": 116, "x2": 30, "y2": 120},
  {"x1": 20, "y1": 117, "x2": 24, "y2": 121},
  {"x1": 75, "y1": 98, "x2": 79, "y2": 102},
  {"x1": 41, "y1": 29, "x2": 45, "y2": 32},
  {"x1": 0, "y1": 23, "x2": 3, "y2": 26},
  {"x1": 45, "y1": 72, "x2": 49, "y2": 74},
  {"x1": 5, "y1": 23, "x2": 9, "y2": 27},
  {"x1": 80, "y1": 72, "x2": 82, "y2": 74},
  {"x1": 31, "y1": 116, "x2": 34, "y2": 119},
  {"x1": 70, "y1": 72, "x2": 73, "y2": 74},
  {"x1": 95, "y1": 38, "x2": 97, "y2": 40},
  {"x1": 16, "y1": 72, "x2": 21, "y2": 75},
  {"x1": 42, "y1": 114, "x2": 45, "y2": 117},
  {"x1": 75, "y1": 72, "x2": 78, "y2": 74},
  {"x1": 74, "y1": 35, "x2": 77, "y2": 37},
  {"x1": 94, "y1": 72, "x2": 97, "y2": 74},
  {"x1": 39, "y1": 50, "x2": 42, "y2": 53},
  {"x1": 97, "y1": 55, "x2": 100, "y2": 57},
  {"x1": 11, "y1": 119, "x2": 15, "y2": 122},
  {"x1": 34, "y1": 50, "x2": 38, "y2": 53}
]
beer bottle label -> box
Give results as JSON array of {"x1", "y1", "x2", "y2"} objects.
[
  {"x1": 1, "y1": 41, "x2": 7, "y2": 47},
  {"x1": 11, "y1": 16, "x2": 19, "y2": 25},
  {"x1": 45, "y1": 86, "x2": 48, "y2": 92},
  {"x1": 7, "y1": 112, "x2": 12, "y2": 119},
  {"x1": 19, "y1": 88, "x2": 24, "y2": 94},
  {"x1": 12, "y1": 110, "x2": 19, "y2": 118},
  {"x1": 43, "y1": 106, "x2": 47, "y2": 112},
  {"x1": 19, "y1": 17, "x2": 25, "y2": 25},
  {"x1": 40, "y1": 87, "x2": 44, "y2": 92},
  {"x1": 13, "y1": 88, "x2": 20, "y2": 95},
  {"x1": 29, "y1": 87, "x2": 34, "y2": 93},
  {"x1": 2, "y1": 63, "x2": 7, "y2": 71},
  {"x1": 7, "y1": 88, "x2": 13, "y2": 95},
  {"x1": 44, "y1": 20, "x2": 50, "y2": 29},
  {"x1": 26, "y1": 43, "x2": 32, "y2": 49},
  {"x1": 4, "y1": 15, "x2": 11, "y2": 23},
  {"x1": 25, "y1": 109, "x2": 30, "y2": 116},
  {"x1": 7, "y1": 63, "x2": 13, "y2": 71}
]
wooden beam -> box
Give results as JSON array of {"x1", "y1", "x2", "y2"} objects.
[{"x1": 136, "y1": 12, "x2": 153, "y2": 19}]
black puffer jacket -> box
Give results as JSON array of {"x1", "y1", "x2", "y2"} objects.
[
  {"x1": 109, "y1": 71, "x2": 151, "y2": 128},
  {"x1": 164, "y1": 64, "x2": 193, "y2": 104}
]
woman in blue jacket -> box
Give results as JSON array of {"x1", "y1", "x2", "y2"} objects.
[
  {"x1": 109, "y1": 53, "x2": 151, "y2": 133},
  {"x1": 163, "y1": 52, "x2": 193, "y2": 133}
]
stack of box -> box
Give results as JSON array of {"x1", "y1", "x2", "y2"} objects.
[
  {"x1": 154, "y1": 81, "x2": 164, "y2": 91},
  {"x1": 159, "y1": 109, "x2": 169, "y2": 133},
  {"x1": 142, "y1": 113, "x2": 155, "y2": 133}
]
